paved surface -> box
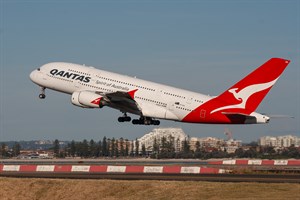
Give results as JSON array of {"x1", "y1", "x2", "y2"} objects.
[
  {"x1": 1, "y1": 172, "x2": 300, "y2": 183},
  {"x1": 1, "y1": 159, "x2": 299, "y2": 183}
]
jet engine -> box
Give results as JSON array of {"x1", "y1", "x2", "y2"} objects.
[{"x1": 71, "y1": 91, "x2": 104, "y2": 108}]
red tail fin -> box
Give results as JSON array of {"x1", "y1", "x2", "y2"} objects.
[{"x1": 210, "y1": 58, "x2": 290, "y2": 114}]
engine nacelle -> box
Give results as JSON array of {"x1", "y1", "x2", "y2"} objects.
[{"x1": 71, "y1": 91, "x2": 103, "y2": 108}]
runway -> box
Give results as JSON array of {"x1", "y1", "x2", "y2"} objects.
[
  {"x1": 1, "y1": 172, "x2": 300, "y2": 183},
  {"x1": 1, "y1": 159, "x2": 299, "y2": 183},
  {"x1": 2, "y1": 158, "x2": 300, "y2": 166}
]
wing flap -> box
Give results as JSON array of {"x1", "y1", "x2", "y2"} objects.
[{"x1": 99, "y1": 89, "x2": 141, "y2": 115}]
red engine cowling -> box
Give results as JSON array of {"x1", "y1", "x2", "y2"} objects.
[{"x1": 71, "y1": 91, "x2": 103, "y2": 108}]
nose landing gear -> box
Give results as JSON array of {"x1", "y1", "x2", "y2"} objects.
[{"x1": 39, "y1": 87, "x2": 46, "y2": 99}]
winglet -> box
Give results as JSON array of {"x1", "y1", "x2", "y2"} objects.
[{"x1": 127, "y1": 89, "x2": 138, "y2": 99}]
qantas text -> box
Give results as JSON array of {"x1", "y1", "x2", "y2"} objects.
[{"x1": 50, "y1": 69, "x2": 91, "y2": 83}]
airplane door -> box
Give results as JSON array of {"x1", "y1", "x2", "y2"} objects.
[
  {"x1": 165, "y1": 102, "x2": 178, "y2": 120},
  {"x1": 74, "y1": 80, "x2": 80, "y2": 89},
  {"x1": 168, "y1": 102, "x2": 175, "y2": 111},
  {"x1": 187, "y1": 96, "x2": 193, "y2": 104},
  {"x1": 200, "y1": 109, "x2": 206, "y2": 119}
]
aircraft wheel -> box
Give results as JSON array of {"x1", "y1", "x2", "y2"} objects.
[
  {"x1": 118, "y1": 117, "x2": 125, "y2": 122},
  {"x1": 153, "y1": 120, "x2": 160, "y2": 125},
  {"x1": 39, "y1": 94, "x2": 46, "y2": 99},
  {"x1": 124, "y1": 116, "x2": 131, "y2": 122},
  {"x1": 132, "y1": 119, "x2": 140, "y2": 124}
]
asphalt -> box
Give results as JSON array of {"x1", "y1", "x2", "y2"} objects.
[{"x1": 1, "y1": 172, "x2": 300, "y2": 183}]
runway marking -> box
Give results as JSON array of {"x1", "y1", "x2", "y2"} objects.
[
  {"x1": 71, "y1": 165, "x2": 90, "y2": 172},
  {"x1": 107, "y1": 166, "x2": 126, "y2": 173},
  {"x1": 143, "y1": 166, "x2": 163, "y2": 173},
  {"x1": 223, "y1": 160, "x2": 236, "y2": 165},
  {"x1": 3, "y1": 165, "x2": 20, "y2": 171},
  {"x1": 37, "y1": 165, "x2": 55, "y2": 172},
  {"x1": 274, "y1": 160, "x2": 288, "y2": 165},
  {"x1": 181, "y1": 167, "x2": 200, "y2": 174},
  {"x1": 248, "y1": 160, "x2": 262, "y2": 165}
]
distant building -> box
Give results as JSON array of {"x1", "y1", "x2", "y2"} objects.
[
  {"x1": 189, "y1": 137, "x2": 200, "y2": 151},
  {"x1": 198, "y1": 137, "x2": 224, "y2": 148},
  {"x1": 259, "y1": 135, "x2": 299, "y2": 148},
  {"x1": 18, "y1": 150, "x2": 53, "y2": 159},
  {"x1": 222, "y1": 139, "x2": 242, "y2": 154},
  {"x1": 136, "y1": 128, "x2": 244, "y2": 154},
  {"x1": 190, "y1": 137, "x2": 242, "y2": 153},
  {"x1": 189, "y1": 137, "x2": 224, "y2": 151},
  {"x1": 136, "y1": 127, "x2": 188, "y2": 153}
]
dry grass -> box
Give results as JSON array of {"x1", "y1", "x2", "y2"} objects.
[{"x1": 0, "y1": 177, "x2": 299, "y2": 200}]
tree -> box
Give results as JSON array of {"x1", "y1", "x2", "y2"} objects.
[
  {"x1": 141, "y1": 144, "x2": 146, "y2": 157},
  {"x1": 194, "y1": 141, "x2": 202, "y2": 158},
  {"x1": 89, "y1": 139, "x2": 96, "y2": 157},
  {"x1": 130, "y1": 140, "x2": 134, "y2": 157},
  {"x1": 81, "y1": 139, "x2": 89, "y2": 158},
  {"x1": 135, "y1": 138, "x2": 139, "y2": 156},
  {"x1": 183, "y1": 139, "x2": 190, "y2": 153},
  {"x1": 153, "y1": 137, "x2": 159, "y2": 153},
  {"x1": 125, "y1": 139, "x2": 129, "y2": 157},
  {"x1": 178, "y1": 139, "x2": 193, "y2": 159},
  {"x1": 120, "y1": 137, "x2": 125, "y2": 157},
  {"x1": 159, "y1": 136, "x2": 169, "y2": 158},
  {"x1": 166, "y1": 135, "x2": 175, "y2": 158},
  {"x1": 151, "y1": 137, "x2": 159, "y2": 159},
  {"x1": 195, "y1": 141, "x2": 200, "y2": 152},
  {"x1": 235, "y1": 148, "x2": 244, "y2": 158},
  {"x1": 53, "y1": 139, "x2": 60, "y2": 157},
  {"x1": 12, "y1": 142, "x2": 21, "y2": 157},
  {"x1": 161, "y1": 136, "x2": 167, "y2": 151},
  {"x1": 107, "y1": 138, "x2": 111, "y2": 157},
  {"x1": 96, "y1": 140, "x2": 102, "y2": 157},
  {"x1": 111, "y1": 138, "x2": 115, "y2": 157},
  {"x1": 115, "y1": 139, "x2": 119, "y2": 157},
  {"x1": 102, "y1": 136, "x2": 108, "y2": 156},
  {"x1": 1, "y1": 143, "x2": 7, "y2": 158},
  {"x1": 70, "y1": 140, "x2": 76, "y2": 157}
]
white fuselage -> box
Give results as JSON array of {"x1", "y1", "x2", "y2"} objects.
[
  {"x1": 30, "y1": 62, "x2": 272, "y2": 124},
  {"x1": 30, "y1": 62, "x2": 211, "y2": 121}
]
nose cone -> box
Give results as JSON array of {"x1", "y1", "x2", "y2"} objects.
[
  {"x1": 30, "y1": 70, "x2": 39, "y2": 84},
  {"x1": 30, "y1": 70, "x2": 35, "y2": 82}
]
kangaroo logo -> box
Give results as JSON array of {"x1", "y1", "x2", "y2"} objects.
[
  {"x1": 91, "y1": 97, "x2": 101, "y2": 105},
  {"x1": 210, "y1": 78, "x2": 278, "y2": 114}
]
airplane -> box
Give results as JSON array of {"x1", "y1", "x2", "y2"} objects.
[{"x1": 30, "y1": 58, "x2": 290, "y2": 125}]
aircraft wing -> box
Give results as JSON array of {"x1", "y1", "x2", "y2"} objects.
[{"x1": 97, "y1": 89, "x2": 142, "y2": 115}]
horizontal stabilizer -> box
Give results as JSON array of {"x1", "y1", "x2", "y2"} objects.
[{"x1": 222, "y1": 112, "x2": 257, "y2": 124}]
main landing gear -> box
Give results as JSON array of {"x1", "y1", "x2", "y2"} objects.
[
  {"x1": 117, "y1": 113, "x2": 160, "y2": 125},
  {"x1": 118, "y1": 113, "x2": 131, "y2": 122},
  {"x1": 132, "y1": 117, "x2": 160, "y2": 126},
  {"x1": 39, "y1": 87, "x2": 46, "y2": 99}
]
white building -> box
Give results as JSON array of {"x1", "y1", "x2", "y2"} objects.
[
  {"x1": 190, "y1": 137, "x2": 242, "y2": 153},
  {"x1": 259, "y1": 135, "x2": 299, "y2": 148},
  {"x1": 198, "y1": 137, "x2": 224, "y2": 148},
  {"x1": 136, "y1": 127, "x2": 188, "y2": 153},
  {"x1": 222, "y1": 139, "x2": 242, "y2": 153}
]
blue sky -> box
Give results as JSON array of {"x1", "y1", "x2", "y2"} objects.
[{"x1": 1, "y1": 1, "x2": 299, "y2": 142}]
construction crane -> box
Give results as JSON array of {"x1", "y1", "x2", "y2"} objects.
[{"x1": 224, "y1": 128, "x2": 233, "y2": 140}]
